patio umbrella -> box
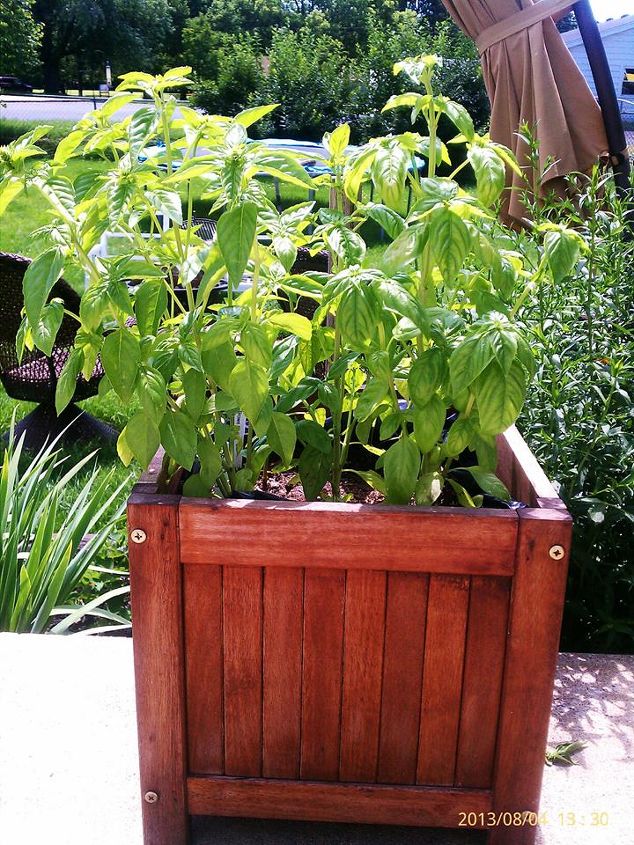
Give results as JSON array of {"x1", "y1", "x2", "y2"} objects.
[{"x1": 441, "y1": 0, "x2": 609, "y2": 220}]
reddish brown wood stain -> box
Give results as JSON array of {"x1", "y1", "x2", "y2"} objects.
[{"x1": 130, "y1": 427, "x2": 571, "y2": 844}]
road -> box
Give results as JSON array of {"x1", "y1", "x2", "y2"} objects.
[{"x1": 0, "y1": 95, "x2": 167, "y2": 123}]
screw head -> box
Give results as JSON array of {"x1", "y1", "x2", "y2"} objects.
[
  {"x1": 144, "y1": 791, "x2": 159, "y2": 804},
  {"x1": 130, "y1": 528, "x2": 147, "y2": 544},
  {"x1": 549, "y1": 545, "x2": 565, "y2": 560}
]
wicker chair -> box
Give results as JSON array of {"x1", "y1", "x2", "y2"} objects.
[
  {"x1": 182, "y1": 216, "x2": 217, "y2": 241},
  {"x1": 0, "y1": 252, "x2": 117, "y2": 450}
]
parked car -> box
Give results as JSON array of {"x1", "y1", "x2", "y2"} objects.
[{"x1": 0, "y1": 76, "x2": 33, "y2": 94}]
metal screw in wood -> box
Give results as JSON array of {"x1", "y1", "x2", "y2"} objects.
[
  {"x1": 549, "y1": 545, "x2": 565, "y2": 560},
  {"x1": 144, "y1": 791, "x2": 159, "y2": 804},
  {"x1": 130, "y1": 528, "x2": 147, "y2": 544}
]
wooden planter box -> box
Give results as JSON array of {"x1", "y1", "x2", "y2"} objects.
[{"x1": 128, "y1": 426, "x2": 571, "y2": 845}]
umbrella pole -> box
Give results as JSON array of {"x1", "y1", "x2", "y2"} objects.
[{"x1": 573, "y1": 0, "x2": 631, "y2": 198}]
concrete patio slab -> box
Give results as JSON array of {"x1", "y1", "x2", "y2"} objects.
[{"x1": 0, "y1": 634, "x2": 631, "y2": 845}]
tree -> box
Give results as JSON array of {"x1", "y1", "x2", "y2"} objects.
[
  {"x1": 192, "y1": 35, "x2": 264, "y2": 115},
  {"x1": 256, "y1": 27, "x2": 353, "y2": 139},
  {"x1": 33, "y1": 0, "x2": 174, "y2": 92},
  {"x1": 0, "y1": 0, "x2": 42, "y2": 78}
]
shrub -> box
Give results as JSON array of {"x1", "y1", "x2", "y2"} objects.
[
  {"x1": 0, "y1": 424, "x2": 130, "y2": 633},
  {"x1": 510, "y1": 151, "x2": 634, "y2": 653}
]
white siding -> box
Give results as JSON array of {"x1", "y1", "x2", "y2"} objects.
[{"x1": 565, "y1": 23, "x2": 634, "y2": 97}]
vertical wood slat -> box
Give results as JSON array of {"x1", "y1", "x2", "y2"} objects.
[
  {"x1": 417, "y1": 575, "x2": 470, "y2": 786},
  {"x1": 489, "y1": 510, "x2": 572, "y2": 845},
  {"x1": 377, "y1": 573, "x2": 429, "y2": 784},
  {"x1": 300, "y1": 569, "x2": 346, "y2": 781},
  {"x1": 262, "y1": 567, "x2": 303, "y2": 779},
  {"x1": 183, "y1": 565, "x2": 224, "y2": 774},
  {"x1": 223, "y1": 565, "x2": 263, "y2": 777},
  {"x1": 339, "y1": 571, "x2": 387, "y2": 782},
  {"x1": 128, "y1": 496, "x2": 188, "y2": 845},
  {"x1": 454, "y1": 577, "x2": 511, "y2": 788}
]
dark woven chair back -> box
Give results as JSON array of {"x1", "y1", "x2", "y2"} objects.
[
  {"x1": 290, "y1": 247, "x2": 329, "y2": 320},
  {"x1": 0, "y1": 252, "x2": 102, "y2": 404},
  {"x1": 182, "y1": 216, "x2": 217, "y2": 241}
]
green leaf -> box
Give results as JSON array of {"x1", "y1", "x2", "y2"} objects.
[
  {"x1": 413, "y1": 396, "x2": 446, "y2": 453},
  {"x1": 296, "y1": 419, "x2": 332, "y2": 454},
  {"x1": 429, "y1": 206, "x2": 471, "y2": 283},
  {"x1": 445, "y1": 416, "x2": 473, "y2": 457},
  {"x1": 55, "y1": 348, "x2": 82, "y2": 414},
  {"x1": 324, "y1": 123, "x2": 350, "y2": 158},
  {"x1": 355, "y1": 378, "x2": 390, "y2": 422},
  {"x1": 229, "y1": 358, "x2": 268, "y2": 423},
  {"x1": 299, "y1": 445, "x2": 332, "y2": 500},
  {"x1": 234, "y1": 103, "x2": 279, "y2": 128},
  {"x1": 267, "y1": 312, "x2": 312, "y2": 341},
  {"x1": 23, "y1": 248, "x2": 65, "y2": 327},
  {"x1": 475, "y1": 360, "x2": 526, "y2": 435},
  {"x1": 182, "y1": 473, "x2": 211, "y2": 497},
  {"x1": 217, "y1": 201, "x2": 257, "y2": 288},
  {"x1": 267, "y1": 412, "x2": 296, "y2": 467},
  {"x1": 415, "y1": 471, "x2": 443, "y2": 505},
  {"x1": 412, "y1": 177, "x2": 459, "y2": 213},
  {"x1": 346, "y1": 469, "x2": 387, "y2": 496},
  {"x1": 409, "y1": 348, "x2": 445, "y2": 405},
  {"x1": 468, "y1": 145, "x2": 506, "y2": 207},
  {"x1": 364, "y1": 203, "x2": 405, "y2": 240},
  {"x1": 198, "y1": 436, "x2": 223, "y2": 486},
  {"x1": 148, "y1": 189, "x2": 183, "y2": 225},
  {"x1": 441, "y1": 100, "x2": 475, "y2": 140},
  {"x1": 383, "y1": 436, "x2": 420, "y2": 505},
  {"x1": 252, "y1": 149, "x2": 314, "y2": 188},
  {"x1": 159, "y1": 408, "x2": 197, "y2": 470},
  {"x1": 240, "y1": 323, "x2": 272, "y2": 368},
  {"x1": 124, "y1": 412, "x2": 160, "y2": 469},
  {"x1": 32, "y1": 301, "x2": 63, "y2": 356},
  {"x1": 337, "y1": 285, "x2": 378, "y2": 351},
  {"x1": 183, "y1": 369, "x2": 206, "y2": 421},
  {"x1": 371, "y1": 143, "x2": 409, "y2": 210},
  {"x1": 202, "y1": 340, "x2": 237, "y2": 392},
  {"x1": 101, "y1": 329, "x2": 140, "y2": 403},
  {"x1": 448, "y1": 478, "x2": 482, "y2": 509},
  {"x1": 449, "y1": 333, "x2": 496, "y2": 396},
  {"x1": 544, "y1": 228, "x2": 582, "y2": 284},
  {"x1": 139, "y1": 368, "x2": 166, "y2": 423},
  {"x1": 53, "y1": 129, "x2": 86, "y2": 164},
  {"x1": 327, "y1": 227, "x2": 366, "y2": 267},
  {"x1": 134, "y1": 279, "x2": 167, "y2": 337},
  {"x1": 459, "y1": 467, "x2": 510, "y2": 501}
]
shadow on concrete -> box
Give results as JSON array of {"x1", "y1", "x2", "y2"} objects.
[{"x1": 549, "y1": 653, "x2": 634, "y2": 767}]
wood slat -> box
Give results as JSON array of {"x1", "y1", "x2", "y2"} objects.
[
  {"x1": 183, "y1": 565, "x2": 224, "y2": 774},
  {"x1": 179, "y1": 499, "x2": 517, "y2": 575},
  {"x1": 300, "y1": 569, "x2": 345, "y2": 781},
  {"x1": 339, "y1": 570, "x2": 387, "y2": 782},
  {"x1": 128, "y1": 496, "x2": 188, "y2": 845},
  {"x1": 187, "y1": 776, "x2": 491, "y2": 827},
  {"x1": 454, "y1": 576, "x2": 511, "y2": 788},
  {"x1": 262, "y1": 567, "x2": 303, "y2": 779},
  {"x1": 223, "y1": 566, "x2": 262, "y2": 777},
  {"x1": 497, "y1": 427, "x2": 564, "y2": 508},
  {"x1": 417, "y1": 575, "x2": 470, "y2": 786},
  {"x1": 489, "y1": 509, "x2": 572, "y2": 845},
  {"x1": 377, "y1": 573, "x2": 429, "y2": 784}
]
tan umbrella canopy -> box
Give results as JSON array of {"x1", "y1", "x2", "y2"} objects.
[{"x1": 441, "y1": 0, "x2": 609, "y2": 220}]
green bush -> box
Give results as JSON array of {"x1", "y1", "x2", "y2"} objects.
[
  {"x1": 190, "y1": 35, "x2": 263, "y2": 116},
  {"x1": 513, "y1": 156, "x2": 634, "y2": 653},
  {"x1": 0, "y1": 424, "x2": 130, "y2": 634}
]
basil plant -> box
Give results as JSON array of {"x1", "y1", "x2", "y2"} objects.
[{"x1": 2, "y1": 59, "x2": 585, "y2": 506}]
